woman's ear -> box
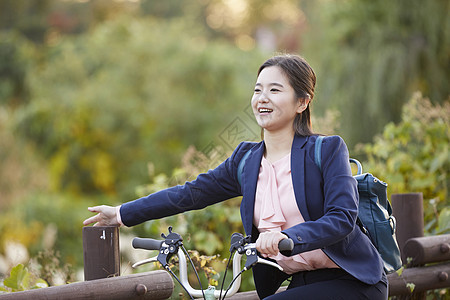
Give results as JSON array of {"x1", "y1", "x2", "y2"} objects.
[{"x1": 296, "y1": 97, "x2": 310, "y2": 113}]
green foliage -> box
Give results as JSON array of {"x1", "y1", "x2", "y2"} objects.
[
  {"x1": 0, "y1": 250, "x2": 74, "y2": 293},
  {"x1": 131, "y1": 146, "x2": 255, "y2": 291},
  {"x1": 0, "y1": 193, "x2": 110, "y2": 268},
  {"x1": 0, "y1": 264, "x2": 48, "y2": 293},
  {"x1": 357, "y1": 92, "x2": 450, "y2": 234},
  {"x1": 31, "y1": 249, "x2": 76, "y2": 287},
  {"x1": 0, "y1": 31, "x2": 34, "y2": 107},
  {"x1": 0, "y1": 0, "x2": 52, "y2": 43},
  {"x1": 134, "y1": 145, "x2": 241, "y2": 252},
  {"x1": 2, "y1": 2, "x2": 448, "y2": 296},
  {"x1": 303, "y1": 0, "x2": 449, "y2": 148},
  {"x1": 185, "y1": 250, "x2": 221, "y2": 287},
  {"x1": 13, "y1": 16, "x2": 264, "y2": 197}
]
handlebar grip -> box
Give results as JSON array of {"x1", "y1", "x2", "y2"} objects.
[
  {"x1": 132, "y1": 237, "x2": 164, "y2": 250},
  {"x1": 278, "y1": 238, "x2": 294, "y2": 252}
]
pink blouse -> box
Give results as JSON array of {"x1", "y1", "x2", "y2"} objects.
[{"x1": 254, "y1": 153, "x2": 339, "y2": 274}]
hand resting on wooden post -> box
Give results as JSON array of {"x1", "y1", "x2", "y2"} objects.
[{"x1": 83, "y1": 205, "x2": 120, "y2": 227}]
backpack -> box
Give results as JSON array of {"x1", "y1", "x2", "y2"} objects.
[
  {"x1": 236, "y1": 137, "x2": 402, "y2": 273},
  {"x1": 314, "y1": 136, "x2": 402, "y2": 273}
]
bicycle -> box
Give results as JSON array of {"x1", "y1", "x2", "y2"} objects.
[{"x1": 131, "y1": 226, "x2": 294, "y2": 300}]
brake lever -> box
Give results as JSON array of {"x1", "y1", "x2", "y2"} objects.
[
  {"x1": 132, "y1": 255, "x2": 159, "y2": 268},
  {"x1": 241, "y1": 243, "x2": 284, "y2": 272},
  {"x1": 256, "y1": 256, "x2": 284, "y2": 271},
  {"x1": 157, "y1": 227, "x2": 183, "y2": 267}
]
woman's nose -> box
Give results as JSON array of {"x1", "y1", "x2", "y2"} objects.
[{"x1": 257, "y1": 91, "x2": 269, "y2": 103}]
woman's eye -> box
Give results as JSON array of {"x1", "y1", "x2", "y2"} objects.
[
  {"x1": 254, "y1": 88, "x2": 261, "y2": 93},
  {"x1": 271, "y1": 88, "x2": 280, "y2": 92}
]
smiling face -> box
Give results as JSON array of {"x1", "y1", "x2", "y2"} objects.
[{"x1": 251, "y1": 66, "x2": 306, "y2": 135}]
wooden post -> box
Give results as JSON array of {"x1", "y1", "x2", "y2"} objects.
[
  {"x1": 391, "y1": 193, "x2": 426, "y2": 300},
  {"x1": 83, "y1": 226, "x2": 120, "y2": 281},
  {"x1": 391, "y1": 193, "x2": 424, "y2": 263}
]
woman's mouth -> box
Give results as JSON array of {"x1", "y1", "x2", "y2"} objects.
[{"x1": 258, "y1": 108, "x2": 273, "y2": 114}]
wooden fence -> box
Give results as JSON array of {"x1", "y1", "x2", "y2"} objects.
[
  {"x1": 0, "y1": 193, "x2": 448, "y2": 299},
  {"x1": 0, "y1": 271, "x2": 173, "y2": 300}
]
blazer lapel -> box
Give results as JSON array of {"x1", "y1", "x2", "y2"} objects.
[
  {"x1": 240, "y1": 142, "x2": 264, "y2": 235},
  {"x1": 291, "y1": 135, "x2": 311, "y2": 221},
  {"x1": 240, "y1": 135, "x2": 311, "y2": 234}
]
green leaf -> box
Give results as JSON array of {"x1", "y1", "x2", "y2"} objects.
[
  {"x1": 0, "y1": 280, "x2": 9, "y2": 292},
  {"x1": 31, "y1": 278, "x2": 48, "y2": 289},
  {"x1": 396, "y1": 266, "x2": 404, "y2": 276},
  {"x1": 406, "y1": 282, "x2": 415, "y2": 293},
  {"x1": 3, "y1": 264, "x2": 30, "y2": 291}
]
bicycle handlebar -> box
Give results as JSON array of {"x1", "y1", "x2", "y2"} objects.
[
  {"x1": 132, "y1": 237, "x2": 294, "y2": 253},
  {"x1": 131, "y1": 230, "x2": 294, "y2": 299},
  {"x1": 278, "y1": 238, "x2": 294, "y2": 252},
  {"x1": 132, "y1": 237, "x2": 163, "y2": 251}
]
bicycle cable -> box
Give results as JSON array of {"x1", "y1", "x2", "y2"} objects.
[
  {"x1": 165, "y1": 266, "x2": 195, "y2": 300},
  {"x1": 221, "y1": 269, "x2": 245, "y2": 300},
  {"x1": 218, "y1": 250, "x2": 234, "y2": 300},
  {"x1": 181, "y1": 245, "x2": 207, "y2": 300}
]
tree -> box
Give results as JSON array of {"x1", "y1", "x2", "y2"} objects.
[
  {"x1": 0, "y1": 32, "x2": 34, "y2": 107},
  {"x1": 13, "y1": 17, "x2": 265, "y2": 197},
  {"x1": 301, "y1": 0, "x2": 449, "y2": 147}
]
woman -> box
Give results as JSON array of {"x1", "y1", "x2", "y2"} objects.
[{"x1": 84, "y1": 54, "x2": 388, "y2": 299}]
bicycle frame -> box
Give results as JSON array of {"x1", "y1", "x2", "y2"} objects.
[
  {"x1": 132, "y1": 243, "x2": 255, "y2": 298},
  {"x1": 178, "y1": 247, "x2": 243, "y2": 298}
]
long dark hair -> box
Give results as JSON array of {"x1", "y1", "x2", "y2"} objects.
[{"x1": 257, "y1": 54, "x2": 316, "y2": 136}]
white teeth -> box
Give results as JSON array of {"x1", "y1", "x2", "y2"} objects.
[{"x1": 259, "y1": 108, "x2": 273, "y2": 113}]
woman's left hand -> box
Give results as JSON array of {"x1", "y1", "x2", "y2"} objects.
[{"x1": 256, "y1": 231, "x2": 288, "y2": 257}]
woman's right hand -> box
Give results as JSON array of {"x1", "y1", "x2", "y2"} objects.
[
  {"x1": 256, "y1": 231, "x2": 288, "y2": 257},
  {"x1": 83, "y1": 205, "x2": 120, "y2": 227}
]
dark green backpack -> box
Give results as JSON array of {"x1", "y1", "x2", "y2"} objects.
[{"x1": 314, "y1": 136, "x2": 402, "y2": 273}]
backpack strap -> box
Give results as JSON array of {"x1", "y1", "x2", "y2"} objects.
[
  {"x1": 313, "y1": 135, "x2": 369, "y2": 236},
  {"x1": 314, "y1": 135, "x2": 325, "y2": 172},
  {"x1": 237, "y1": 149, "x2": 252, "y2": 186},
  {"x1": 349, "y1": 158, "x2": 363, "y2": 175}
]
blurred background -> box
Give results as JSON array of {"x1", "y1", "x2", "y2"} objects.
[{"x1": 0, "y1": 0, "x2": 448, "y2": 294}]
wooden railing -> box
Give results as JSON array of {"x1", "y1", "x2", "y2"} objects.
[
  {"x1": 0, "y1": 193, "x2": 448, "y2": 299},
  {"x1": 0, "y1": 271, "x2": 173, "y2": 300}
]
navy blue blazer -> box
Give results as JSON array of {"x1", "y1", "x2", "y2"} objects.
[{"x1": 121, "y1": 135, "x2": 385, "y2": 294}]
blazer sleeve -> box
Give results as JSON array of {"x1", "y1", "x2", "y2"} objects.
[
  {"x1": 120, "y1": 142, "x2": 253, "y2": 227},
  {"x1": 282, "y1": 135, "x2": 359, "y2": 255}
]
